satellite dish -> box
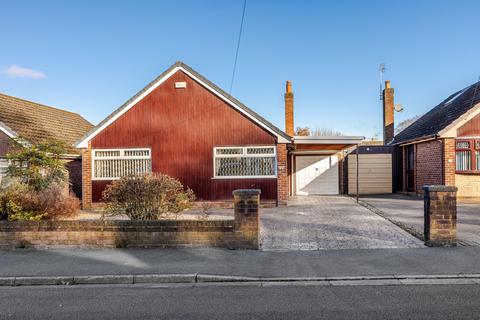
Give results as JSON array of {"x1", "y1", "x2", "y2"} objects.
[{"x1": 394, "y1": 104, "x2": 404, "y2": 112}]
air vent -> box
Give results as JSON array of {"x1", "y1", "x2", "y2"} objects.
[{"x1": 175, "y1": 82, "x2": 187, "y2": 89}]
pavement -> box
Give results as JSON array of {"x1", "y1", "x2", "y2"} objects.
[
  {"x1": 260, "y1": 195, "x2": 423, "y2": 250},
  {"x1": 360, "y1": 194, "x2": 480, "y2": 245},
  {"x1": 2, "y1": 283, "x2": 480, "y2": 319},
  {"x1": 2, "y1": 247, "x2": 480, "y2": 279}
]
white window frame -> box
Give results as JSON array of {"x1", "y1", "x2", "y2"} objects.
[
  {"x1": 91, "y1": 148, "x2": 152, "y2": 180},
  {"x1": 213, "y1": 146, "x2": 277, "y2": 179}
]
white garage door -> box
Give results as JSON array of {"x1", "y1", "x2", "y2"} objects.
[{"x1": 295, "y1": 155, "x2": 339, "y2": 195}]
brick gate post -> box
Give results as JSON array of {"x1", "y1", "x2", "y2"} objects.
[
  {"x1": 233, "y1": 189, "x2": 260, "y2": 249},
  {"x1": 423, "y1": 185, "x2": 457, "y2": 246}
]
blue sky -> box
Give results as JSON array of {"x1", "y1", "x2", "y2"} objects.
[{"x1": 1, "y1": 0, "x2": 479, "y2": 139}]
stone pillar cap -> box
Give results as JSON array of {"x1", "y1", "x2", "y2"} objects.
[
  {"x1": 232, "y1": 189, "x2": 261, "y2": 196},
  {"x1": 423, "y1": 185, "x2": 458, "y2": 192}
]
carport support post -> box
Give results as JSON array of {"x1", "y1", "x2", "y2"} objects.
[
  {"x1": 356, "y1": 144, "x2": 359, "y2": 202},
  {"x1": 423, "y1": 185, "x2": 457, "y2": 247}
]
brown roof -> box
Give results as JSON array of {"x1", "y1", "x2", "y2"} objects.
[{"x1": 0, "y1": 93, "x2": 93, "y2": 154}]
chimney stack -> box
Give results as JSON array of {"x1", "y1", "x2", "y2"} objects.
[
  {"x1": 383, "y1": 80, "x2": 394, "y2": 144},
  {"x1": 285, "y1": 80, "x2": 294, "y2": 136}
]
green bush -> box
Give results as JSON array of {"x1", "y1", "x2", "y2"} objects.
[
  {"x1": 102, "y1": 173, "x2": 196, "y2": 220},
  {"x1": 0, "y1": 180, "x2": 80, "y2": 221}
]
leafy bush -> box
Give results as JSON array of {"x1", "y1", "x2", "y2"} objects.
[
  {"x1": 6, "y1": 138, "x2": 68, "y2": 191},
  {"x1": 103, "y1": 173, "x2": 196, "y2": 220},
  {"x1": 0, "y1": 180, "x2": 80, "y2": 221}
]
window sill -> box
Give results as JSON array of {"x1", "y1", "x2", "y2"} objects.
[
  {"x1": 455, "y1": 171, "x2": 480, "y2": 175},
  {"x1": 211, "y1": 176, "x2": 277, "y2": 180}
]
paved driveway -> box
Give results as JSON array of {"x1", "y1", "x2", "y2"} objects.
[
  {"x1": 361, "y1": 194, "x2": 480, "y2": 246},
  {"x1": 260, "y1": 196, "x2": 424, "y2": 250}
]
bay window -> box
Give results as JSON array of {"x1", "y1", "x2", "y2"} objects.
[
  {"x1": 213, "y1": 146, "x2": 276, "y2": 178},
  {"x1": 455, "y1": 139, "x2": 480, "y2": 173},
  {"x1": 92, "y1": 148, "x2": 152, "y2": 179}
]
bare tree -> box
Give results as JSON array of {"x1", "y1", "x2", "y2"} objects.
[
  {"x1": 311, "y1": 127, "x2": 345, "y2": 136},
  {"x1": 295, "y1": 126, "x2": 311, "y2": 136}
]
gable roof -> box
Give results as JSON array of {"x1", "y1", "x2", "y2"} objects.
[
  {"x1": 392, "y1": 80, "x2": 480, "y2": 145},
  {"x1": 76, "y1": 61, "x2": 291, "y2": 148},
  {"x1": 0, "y1": 93, "x2": 93, "y2": 154}
]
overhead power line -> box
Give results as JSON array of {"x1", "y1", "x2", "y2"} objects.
[{"x1": 229, "y1": 0, "x2": 247, "y2": 95}]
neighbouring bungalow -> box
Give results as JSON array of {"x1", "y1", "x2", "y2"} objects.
[
  {"x1": 75, "y1": 61, "x2": 363, "y2": 208},
  {"x1": 387, "y1": 80, "x2": 480, "y2": 198},
  {"x1": 0, "y1": 93, "x2": 93, "y2": 197}
]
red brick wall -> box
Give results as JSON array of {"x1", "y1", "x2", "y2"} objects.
[
  {"x1": 66, "y1": 159, "x2": 82, "y2": 199},
  {"x1": 414, "y1": 140, "x2": 443, "y2": 194},
  {"x1": 443, "y1": 138, "x2": 456, "y2": 186},
  {"x1": 81, "y1": 144, "x2": 92, "y2": 209},
  {"x1": 276, "y1": 144, "x2": 288, "y2": 205}
]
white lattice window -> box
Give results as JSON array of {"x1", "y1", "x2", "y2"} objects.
[
  {"x1": 92, "y1": 148, "x2": 152, "y2": 180},
  {"x1": 213, "y1": 146, "x2": 276, "y2": 178}
]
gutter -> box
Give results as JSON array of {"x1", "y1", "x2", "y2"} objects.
[{"x1": 397, "y1": 134, "x2": 438, "y2": 147}]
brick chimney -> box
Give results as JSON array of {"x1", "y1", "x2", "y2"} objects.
[
  {"x1": 383, "y1": 80, "x2": 394, "y2": 144},
  {"x1": 285, "y1": 81, "x2": 294, "y2": 136}
]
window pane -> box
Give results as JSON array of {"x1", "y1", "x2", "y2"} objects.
[
  {"x1": 216, "y1": 148, "x2": 243, "y2": 155},
  {"x1": 456, "y1": 141, "x2": 470, "y2": 149},
  {"x1": 476, "y1": 141, "x2": 480, "y2": 150},
  {"x1": 477, "y1": 151, "x2": 480, "y2": 171},
  {"x1": 247, "y1": 147, "x2": 275, "y2": 155},
  {"x1": 124, "y1": 149, "x2": 149, "y2": 157},
  {"x1": 215, "y1": 157, "x2": 275, "y2": 177},
  {"x1": 95, "y1": 150, "x2": 120, "y2": 157},
  {"x1": 94, "y1": 159, "x2": 152, "y2": 178},
  {"x1": 456, "y1": 151, "x2": 471, "y2": 171}
]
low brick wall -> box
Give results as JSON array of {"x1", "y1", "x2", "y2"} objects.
[{"x1": 0, "y1": 190, "x2": 261, "y2": 249}]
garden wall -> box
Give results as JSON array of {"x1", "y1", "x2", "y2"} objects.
[{"x1": 0, "y1": 190, "x2": 261, "y2": 250}]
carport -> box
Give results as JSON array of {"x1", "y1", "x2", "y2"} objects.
[{"x1": 289, "y1": 135, "x2": 364, "y2": 196}]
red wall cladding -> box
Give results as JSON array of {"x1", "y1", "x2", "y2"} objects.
[
  {"x1": 91, "y1": 70, "x2": 278, "y2": 202},
  {"x1": 457, "y1": 113, "x2": 480, "y2": 137}
]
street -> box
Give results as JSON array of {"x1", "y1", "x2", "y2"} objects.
[{"x1": 1, "y1": 283, "x2": 480, "y2": 319}]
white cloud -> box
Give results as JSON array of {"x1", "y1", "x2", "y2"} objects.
[{"x1": 4, "y1": 64, "x2": 46, "y2": 79}]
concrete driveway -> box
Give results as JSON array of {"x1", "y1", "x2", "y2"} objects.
[
  {"x1": 260, "y1": 196, "x2": 424, "y2": 250},
  {"x1": 361, "y1": 194, "x2": 480, "y2": 246}
]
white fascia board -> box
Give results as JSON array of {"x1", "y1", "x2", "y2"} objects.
[
  {"x1": 438, "y1": 102, "x2": 480, "y2": 138},
  {"x1": 0, "y1": 121, "x2": 17, "y2": 139},
  {"x1": 293, "y1": 135, "x2": 364, "y2": 145},
  {"x1": 76, "y1": 66, "x2": 289, "y2": 148}
]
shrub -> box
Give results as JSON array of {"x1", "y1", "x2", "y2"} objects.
[
  {"x1": 6, "y1": 138, "x2": 68, "y2": 191},
  {"x1": 0, "y1": 180, "x2": 80, "y2": 221},
  {"x1": 102, "y1": 173, "x2": 196, "y2": 220}
]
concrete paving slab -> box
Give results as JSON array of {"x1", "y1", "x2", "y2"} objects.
[
  {"x1": 261, "y1": 195, "x2": 424, "y2": 250},
  {"x1": 361, "y1": 194, "x2": 480, "y2": 246}
]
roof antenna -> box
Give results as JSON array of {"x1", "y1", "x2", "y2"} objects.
[{"x1": 379, "y1": 63, "x2": 388, "y2": 100}]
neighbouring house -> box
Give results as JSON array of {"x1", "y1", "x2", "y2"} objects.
[
  {"x1": 0, "y1": 93, "x2": 93, "y2": 198},
  {"x1": 387, "y1": 80, "x2": 480, "y2": 198},
  {"x1": 75, "y1": 61, "x2": 363, "y2": 208}
]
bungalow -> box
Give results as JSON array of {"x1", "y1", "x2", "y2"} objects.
[
  {"x1": 0, "y1": 93, "x2": 93, "y2": 197},
  {"x1": 76, "y1": 61, "x2": 363, "y2": 208},
  {"x1": 387, "y1": 80, "x2": 480, "y2": 198}
]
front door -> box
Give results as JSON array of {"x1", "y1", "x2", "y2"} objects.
[
  {"x1": 295, "y1": 155, "x2": 339, "y2": 195},
  {"x1": 406, "y1": 145, "x2": 415, "y2": 192}
]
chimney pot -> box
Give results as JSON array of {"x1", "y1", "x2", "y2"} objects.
[
  {"x1": 286, "y1": 81, "x2": 292, "y2": 93},
  {"x1": 385, "y1": 80, "x2": 391, "y2": 89}
]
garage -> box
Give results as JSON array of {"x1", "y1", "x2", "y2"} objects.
[{"x1": 295, "y1": 155, "x2": 339, "y2": 195}]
